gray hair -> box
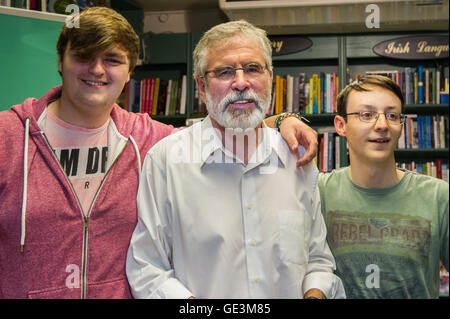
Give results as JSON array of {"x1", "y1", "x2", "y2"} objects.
[{"x1": 193, "y1": 20, "x2": 273, "y2": 78}]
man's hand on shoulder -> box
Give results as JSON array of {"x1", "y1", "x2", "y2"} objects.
[{"x1": 278, "y1": 116, "x2": 318, "y2": 167}]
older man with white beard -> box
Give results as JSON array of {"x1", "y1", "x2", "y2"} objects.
[{"x1": 126, "y1": 20, "x2": 345, "y2": 299}]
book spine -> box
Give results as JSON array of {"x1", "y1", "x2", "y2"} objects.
[
  {"x1": 179, "y1": 75, "x2": 187, "y2": 115},
  {"x1": 328, "y1": 132, "x2": 334, "y2": 172},
  {"x1": 152, "y1": 78, "x2": 160, "y2": 116},
  {"x1": 332, "y1": 72, "x2": 337, "y2": 113},
  {"x1": 292, "y1": 75, "x2": 299, "y2": 113},
  {"x1": 275, "y1": 75, "x2": 281, "y2": 114},
  {"x1": 148, "y1": 78, "x2": 155, "y2": 115},
  {"x1": 323, "y1": 132, "x2": 328, "y2": 172},
  {"x1": 165, "y1": 80, "x2": 172, "y2": 115},
  {"x1": 319, "y1": 135, "x2": 324, "y2": 172},
  {"x1": 432, "y1": 68, "x2": 436, "y2": 104},
  {"x1": 418, "y1": 66, "x2": 424, "y2": 104},
  {"x1": 405, "y1": 67, "x2": 411, "y2": 105},
  {"x1": 417, "y1": 116, "x2": 424, "y2": 149},
  {"x1": 426, "y1": 116, "x2": 431, "y2": 149},
  {"x1": 439, "y1": 116, "x2": 445, "y2": 149}
]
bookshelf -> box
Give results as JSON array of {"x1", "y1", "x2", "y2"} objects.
[
  {"x1": 1, "y1": 4, "x2": 448, "y2": 171},
  {"x1": 263, "y1": 31, "x2": 449, "y2": 177},
  {"x1": 99, "y1": 30, "x2": 450, "y2": 174},
  {"x1": 125, "y1": 33, "x2": 191, "y2": 125},
  {"x1": 344, "y1": 32, "x2": 449, "y2": 179}
]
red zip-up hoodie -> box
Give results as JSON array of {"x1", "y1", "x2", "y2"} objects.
[{"x1": 0, "y1": 86, "x2": 174, "y2": 298}]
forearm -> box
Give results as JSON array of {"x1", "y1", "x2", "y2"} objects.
[{"x1": 263, "y1": 114, "x2": 277, "y2": 128}]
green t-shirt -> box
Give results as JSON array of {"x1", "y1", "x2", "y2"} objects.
[{"x1": 318, "y1": 167, "x2": 449, "y2": 299}]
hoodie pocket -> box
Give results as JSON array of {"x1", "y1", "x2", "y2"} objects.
[
  {"x1": 277, "y1": 209, "x2": 307, "y2": 265},
  {"x1": 27, "y1": 277, "x2": 132, "y2": 299},
  {"x1": 87, "y1": 277, "x2": 132, "y2": 299},
  {"x1": 28, "y1": 286, "x2": 81, "y2": 299}
]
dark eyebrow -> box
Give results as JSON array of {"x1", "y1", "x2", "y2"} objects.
[
  {"x1": 104, "y1": 52, "x2": 127, "y2": 59},
  {"x1": 359, "y1": 105, "x2": 399, "y2": 111}
]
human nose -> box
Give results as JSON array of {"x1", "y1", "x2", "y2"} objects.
[
  {"x1": 373, "y1": 113, "x2": 389, "y2": 129},
  {"x1": 231, "y1": 68, "x2": 250, "y2": 91},
  {"x1": 88, "y1": 58, "x2": 105, "y2": 76}
]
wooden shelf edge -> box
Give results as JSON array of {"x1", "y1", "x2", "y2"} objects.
[{"x1": 0, "y1": 5, "x2": 67, "y2": 22}]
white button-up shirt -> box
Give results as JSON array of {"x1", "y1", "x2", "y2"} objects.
[{"x1": 126, "y1": 116, "x2": 345, "y2": 299}]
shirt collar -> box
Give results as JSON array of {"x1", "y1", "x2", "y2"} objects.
[{"x1": 198, "y1": 115, "x2": 289, "y2": 169}]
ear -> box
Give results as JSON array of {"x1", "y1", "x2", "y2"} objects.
[
  {"x1": 268, "y1": 68, "x2": 273, "y2": 84},
  {"x1": 334, "y1": 115, "x2": 347, "y2": 137},
  {"x1": 195, "y1": 76, "x2": 207, "y2": 105}
]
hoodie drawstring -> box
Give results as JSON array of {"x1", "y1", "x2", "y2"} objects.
[
  {"x1": 20, "y1": 117, "x2": 31, "y2": 253},
  {"x1": 18, "y1": 125, "x2": 142, "y2": 253},
  {"x1": 129, "y1": 135, "x2": 142, "y2": 183}
]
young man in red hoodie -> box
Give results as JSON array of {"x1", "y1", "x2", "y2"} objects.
[{"x1": 0, "y1": 7, "x2": 318, "y2": 298}]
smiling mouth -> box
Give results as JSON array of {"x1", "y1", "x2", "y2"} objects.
[
  {"x1": 369, "y1": 138, "x2": 390, "y2": 144},
  {"x1": 227, "y1": 99, "x2": 255, "y2": 108},
  {"x1": 232, "y1": 99, "x2": 254, "y2": 104},
  {"x1": 82, "y1": 80, "x2": 107, "y2": 86}
]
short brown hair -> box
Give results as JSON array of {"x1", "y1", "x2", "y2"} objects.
[
  {"x1": 336, "y1": 74, "x2": 405, "y2": 117},
  {"x1": 57, "y1": 6, "x2": 139, "y2": 72}
]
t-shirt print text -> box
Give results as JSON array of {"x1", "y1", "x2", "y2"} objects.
[{"x1": 53, "y1": 146, "x2": 108, "y2": 178}]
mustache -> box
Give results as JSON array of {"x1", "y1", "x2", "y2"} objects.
[{"x1": 220, "y1": 90, "x2": 262, "y2": 112}]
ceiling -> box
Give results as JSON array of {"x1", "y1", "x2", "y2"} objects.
[{"x1": 131, "y1": 0, "x2": 220, "y2": 11}]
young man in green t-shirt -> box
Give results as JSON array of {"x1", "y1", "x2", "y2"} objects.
[{"x1": 318, "y1": 74, "x2": 449, "y2": 298}]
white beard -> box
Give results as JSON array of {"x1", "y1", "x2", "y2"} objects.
[{"x1": 205, "y1": 87, "x2": 271, "y2": 130}]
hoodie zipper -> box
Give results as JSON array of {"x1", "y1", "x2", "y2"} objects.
[{"x1": 40, "y1": 131, "x2": 128, "y2": 298}]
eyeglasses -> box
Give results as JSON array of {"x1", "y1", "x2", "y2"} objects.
[
  {"x1": 344, "y1": 112, "x2": 406, "y2": 125},
  {"x1": 202, "y1": 63, "x2": 267, "y2": 81}
]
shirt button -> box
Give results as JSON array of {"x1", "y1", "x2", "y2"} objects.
[
  {"x1": 250, "y1": 239, "x2": 256, "y2": 246},
  {"x1": 247, "y1": 204, "x2": 253, "y2": 209}
]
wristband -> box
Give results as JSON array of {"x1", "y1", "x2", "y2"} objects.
[{"x1": 274, "y1": 112, "x2": 310, "y2": 130}]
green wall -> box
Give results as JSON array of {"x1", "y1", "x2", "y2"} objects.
[{"x1": 0, "y1": 13, "x2": 63, "y2": 110}]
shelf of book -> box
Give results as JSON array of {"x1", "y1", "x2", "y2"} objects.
[
  {"x1": 346, "y1": 33, "x2": 449, "y2": 107},
  {"x1": 124, "y1": 30, "x2": 449, "y2": 131},
  {"x1": 310, "y1": 102, "x2": 449, "y2": 175},
  {"x1": 397, "y1": 157, "x2": 449, "y2": 183},
  {"x1": 125, "y1": 33, "x2": 195, "y2": 126}
]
